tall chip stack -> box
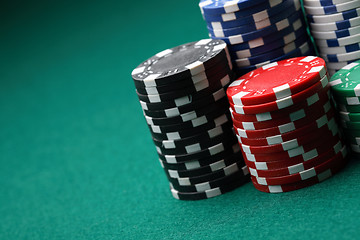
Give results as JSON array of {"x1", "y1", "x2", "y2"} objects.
[
  {"x1": 131, "y1": 39, "x2": 250, "y2": 200},
  {"x1": 329, "y1": 60, "x2": 360, "y2": 155},
  {"x1": 303, "y1": 0, "x2": 360, "y2": 76},
  {"x1": 198, "y1": 0, "x2": 315, "y2": 76},
  {"x1": 226, "y1": 56, "x2": 348, "y2": 193}
]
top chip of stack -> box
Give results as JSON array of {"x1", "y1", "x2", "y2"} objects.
[
  {"x1": 131, "y1": 39, "x2": 249, "y2": 200},
  {"x1": 199, "y1": 0, "x2": 315, "y2": 76},
  {"x1": 226, "y1": 56, "x2": 348, "y2": 193},
  {"x1": 303, "y1": 0, "x2": 360, "y2": 76}
]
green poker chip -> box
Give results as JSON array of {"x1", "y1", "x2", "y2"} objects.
[
  {"x1": 343, "y1": 128, "x2": 360, "y2": 138},
  {"x1": 341, "y1": 119, "x2": 360, "y2": 130},
  {"x1": 332, "y1": 94, "x2": 360, "y2": 105},
  {"x1": 339, "y1": 111, "x2": 360, "y2": 122},
  {"x1": 337, "y1": 103, "x2": 360, "y2": 113},
  {"x1": 329, "y1": 61, "x2": 360, "y2": 97},
  {"x1": 343, "y1": 133, "x2": 359, "y2": 145}
]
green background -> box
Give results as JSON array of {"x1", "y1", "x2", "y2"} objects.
[{"x1": 1, "y1": 1, "x2": 360, "y2": 239}]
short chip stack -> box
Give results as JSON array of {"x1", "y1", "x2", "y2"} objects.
[
  {"x1": 198, "y1": 0, "x2": 315, "y2": 76},
  {"x1": 226, "y1": 56, "x2": 348, "y2": 193},
  {"x1": 329, "y1": 60, "x2": 360, "y2": 154},
  {"x1": 131, "y1": 39, "x2": 249, "y2": 200},
  {"x1": 304, "y1": 0, "x2": 360, "y2": 76}
]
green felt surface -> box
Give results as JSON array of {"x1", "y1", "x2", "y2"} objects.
[{"x1": 1, "y1": 1, "x2": 360, "y2": 239}]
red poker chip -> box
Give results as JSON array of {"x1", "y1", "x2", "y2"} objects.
[
  {"x1": 236, "y1": 113, "x2": 336, "y2": 146},
  {"x1": 244, "y1": 139, "x2": 344, "y2": 171},
  {"x1": 248, "y1": 143, "x2": 345, "y2": 178},
  {"x1": 232, "y1": 99, "x2": 333, "y2": 131},
  {"x1": 226, "y1": 56, "x2": 326, "y2": 106},
  {"x1": 251, "y1": 147, "x2": 348, "y2": 186},
  {"x1": 251, "y1": 154, "x2": 348, "y2": 193},
  {"x1": 234, "y1": 105, "x2": 333, "y2": 138},
  {"x1": 243, "y1": 130, "x2": 342, "y2": 163},
  {"x1": 239, "y1": 121, "x2": 338, "y2": 154},
  {"x1": 229, "y1": 88, "x2": 330, "y2": 123},
  {"x1": 230, "y1": 75, "x2": 330, "y2": 115}
]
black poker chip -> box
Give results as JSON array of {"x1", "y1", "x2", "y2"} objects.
[
  {"x1": 154, "y1": 125, "x2": 235, "y2": 155},
  {"x1": 131, "y1": 39, "x2": 230, "y2": 87},
  {"x1": 135, "y1": 59, "x2": 232, "y2": 95}
]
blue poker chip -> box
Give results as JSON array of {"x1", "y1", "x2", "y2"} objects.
[
  {"x1": 310, "y1": 16, "x2": 360, "y2": 31},
  {"x1": 327, "y1": 61, "x2": 355, "y2": 70},
  {"x1": 202, "y1": 0, "x2": 295, "y2": 23},
  {"x1": 319, "y1": 43, "x2": 360, "y2": 55},
  {"x1": 304, "y1": 0, "x2": 360, "y2": 15},
  {"x1": 230, "y1": 31, "x2": 308, "y2": 59},
  {"x1": 233, "y1": 42, "x2": 315, "y2": 74},
  {"x1": 311, "y1": 25, "x2": 360, "y2": 40},
  {"x1": 201, "y1": 0, "x2": 285, "y2": 21},
  {"x1": 320, "y1": 49, "x2": 360, "y2": 62},
  {"x1": 208, "y1": 10, "x2": 302, "y2": 38},
  {"x1": 307, "y1": 7, "x2": 360, "y2": 24},
  {"x1": 303, "y1": 0, "x2": 353, "y2": 7},
  {"x1": 208, "y1": 6, "x2": 301, "y2": 35},
  {"x1": 206, "y1": 0, "x2": 301, "y2": 29},
  {"x1": 199, "y1": 0, "x2": 268, "y2": 15},
  {"x1": 216, "y1": 16, "x2": 306, "y2": 45},
  {"x1": 315, "y1": 32, "x2": 360, "y2": 47},
  {"x1": 233, "y1": 35, "x2": 309, "y2": 67},
  {"x1": 227, "y1": 24, "x2": 307, "y2": 52}
]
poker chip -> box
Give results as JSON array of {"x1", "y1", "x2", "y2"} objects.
[
  {"x1": 339, "y1": 111, "x2": 360, "y2": 121},
  {"x1": 230, "y1": 88, "x2": 331, "y2": 123},
  {"x1": 232, "y1": 99, "x2": 333, "y2": 130},
  {"x1": 252, "y1": 147, "x2": 347, "y2": 185},
  {"x1": 200, "y1": 0, "x2": 292, "y2": 23},
  {"x1": 329, "y1": 61, "x2": 360, "y2": 97},
  {"x1": 307, "y1": 8, "x2": 360, "y2": 24},
  {"x1": 251, "y1": 150, "x2": 348, "y2": 193},
  {"x1": 230, "y1": 66, "x2": 329, "y2": 115},
  {"x1": 168, "y1": 165, "x2": 248, "y2": 192},
  {"x1": 245, "y1": 140, "x2": 344, "y2": 170},
  {"x1": 315, "y1": 32, "x2": 360, "y2": 48},
  {"x1": 235, "y1": 101, "x2": 333, "y2": 138},
  {"x1": 226, "y1": 56, "x2": 347, "y2": 193},
  {"x1": 320, "y1": 49, "x2": 360, "y2": 62},
  {"x1": 304, "y1": 1, "x2": 360, "y2": 16},
  {"x1": 244, "y1": 132, "x2": 342, "y2": 164},
  {"x1": 327, "y1": 60, "x2": 356, "y2": 69},
  {"x1": 199, "y1": 0, "x2": 314, "y2": 76},
  {"x1": 304, "y1": 2, "x2": 360, "y2": 72},
  {"x1": 310, "y1": 16, "x2": 360, "y2": 32},
  {"x1": 233, "y1": 36, "x2": 309, "y2": 67},
  {"x1": 236, "y1": 111, "x2": 336, "y2": 146},
  {"x1": 329, "y1": 60, "x2": 360, "y2": 153},
  {"x1": 227, "y1": 56, "x2": 326, "y2": 106},
  {"x1": 165, "y1": 161, "x2": 248, "y2": 186},
  {"x1": 160, "y1": 148, "x2": 242, "y2": 172},
  {"x1": 132, "y1": 39, "x2": 249, "y2": 200},
  {"x1": 239, "y1": 121, "x2": 339, "y2": 154},
  {"x1": 163, "y1": 153, "x2": 243, "y2": 178},
  {"x1": 303, "y1": 0, "x2": 354, "y2": 8},
  {"x1": 200, "y1": 0, "x2": 280, "y2": 15},
  {"x1": 170, "y1": 174, "x2": 250, "y2": 200},
  {"x1": 311, "y1": 25, "x2": 360, "y2": 40},
  {"x1": 233, "y1": 41, "x2": 314, "y2": 75}
]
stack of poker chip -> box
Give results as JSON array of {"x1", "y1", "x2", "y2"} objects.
[
  {"x1": 131, "y1": 39, "x2": 250, "y2": 201},
  {"x1": 226, "y1": 56, "x2": 348, "y2": 193},
  {"x1": 304, "y1": 0, "x2": 360, "y2": 76},
  {"x1": 198, "y1": 0, "x2": 315, "y2": 76},
  {"x1": 329, "y1": 60, "x2": 360, "y2": 154}
]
